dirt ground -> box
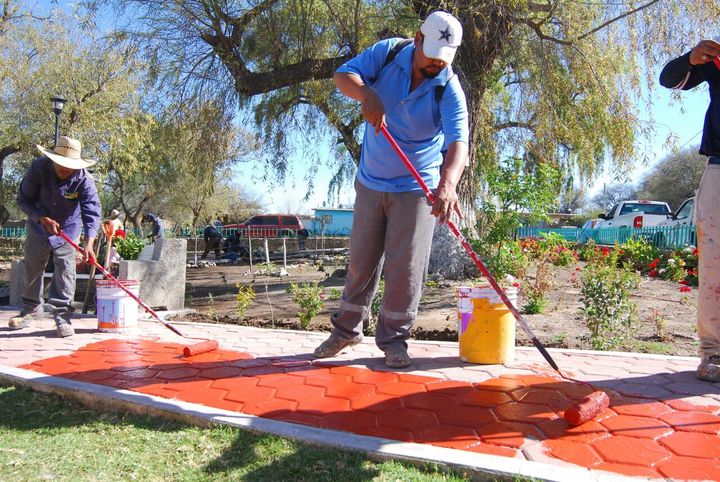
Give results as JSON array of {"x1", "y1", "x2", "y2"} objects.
[{"x1": 174, "y1": 254, "x2": 699, "y2": 357}]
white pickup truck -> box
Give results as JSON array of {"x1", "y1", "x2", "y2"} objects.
[
  {"x1": 657, "y1": 197, "x2": 695, "y2": 228},
  {"x1": 595, "y1": 200, "x2": 672, "y2": 229},
  {"x1": 654, "y1": 197, "x2": 696, "y2": 248}
]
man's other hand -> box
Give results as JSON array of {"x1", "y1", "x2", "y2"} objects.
[{"x1": 39, "y1": 216, "x2": 60, "y2": 235}]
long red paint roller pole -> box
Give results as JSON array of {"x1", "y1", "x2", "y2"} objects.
[
  {"x1": 58, "y1": 231, "x2": 218, "y2": 357},
  {"x1": 380, "y1": 125, "x2": 609, "y2": 425}
]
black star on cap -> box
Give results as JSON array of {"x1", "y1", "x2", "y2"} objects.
[{"x1": 439, "y1": 27, "x2": 452, "y2": 43}]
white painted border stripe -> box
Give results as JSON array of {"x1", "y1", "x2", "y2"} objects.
[{"x1": 0, "y1": 364, "x2": 636, "y2": 482}]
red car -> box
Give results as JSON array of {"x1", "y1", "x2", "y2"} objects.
[{"x1": 224, "y1": 214, "x2": 303, "y2": 238}]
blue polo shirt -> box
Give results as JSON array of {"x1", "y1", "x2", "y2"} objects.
[
  {"x1": 17, "y1": 156, "x2": 101, "y2": 249},
  {"x1": 337, "y1": 38, "x2": 469, "y2": 192}
]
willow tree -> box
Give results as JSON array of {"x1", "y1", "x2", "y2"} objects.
[
  {"x1": 0, "y1": 6, "x2": 141, "y2": 220},
  {"x1": 109, "y1": 1, "x2": 717, "y2": 210}
]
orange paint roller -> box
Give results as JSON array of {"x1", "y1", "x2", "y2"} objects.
[
  {"x1": 564, "y1": 391, "x2": 611, "y2": 426},
  {"x1": 59, "y1": 230, "x2": 219, "y2": 357}
]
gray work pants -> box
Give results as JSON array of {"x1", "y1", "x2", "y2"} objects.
[
  {"x1": 331, "y1": 180, "x2": 435, "y2": 351},
  {"x1": 21, "y1": 222, "x2": 77, "y2": 321}
]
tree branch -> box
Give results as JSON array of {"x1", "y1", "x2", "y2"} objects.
[{"x1": 578, "y1": 0, "x2": 662, "y2": 40}]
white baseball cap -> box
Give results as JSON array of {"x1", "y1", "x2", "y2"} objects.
[{"x1": 420, "y1": 11, "x2": 463, "y2": 64}]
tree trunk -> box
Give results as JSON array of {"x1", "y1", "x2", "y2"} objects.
[{"x1": 427, "y1": 4, "x2": 515, "y2": 279}]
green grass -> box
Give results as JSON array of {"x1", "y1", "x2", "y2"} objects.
[
  {"x1": 0, "y1": 384, "x2": 475, "y2": 481},
  {"x1": 628, "y1": 341, "x2": 674, "y2": 355}
]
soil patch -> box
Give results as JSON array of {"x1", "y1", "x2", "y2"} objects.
[{"x1": 175, "y1": 256, "x2": 699, "y2": 357}]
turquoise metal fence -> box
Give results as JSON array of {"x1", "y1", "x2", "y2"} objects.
[
  {"x1": 514, "y1": 227, "x2": 580, "y2": 241},
  {"x1": 0, "y1": 227, "x2": 26, "y2": 237},
  {"x1": 516, "y1": 225, "x2": 697, "y2": 249}
]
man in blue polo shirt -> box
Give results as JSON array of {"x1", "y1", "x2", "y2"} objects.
[
  {"x1": 10, "y1": 136, "x2": 101, "y2": 337},
  {"x1": 660, "y1": 36, "x2": 720, "y2": 382},
  {"x1": 314, "y1": 11, "x2": 469, "y2": 368}
]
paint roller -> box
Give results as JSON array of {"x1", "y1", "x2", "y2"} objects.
[
  {"x1": 380, "y1": 125, "x2": 610, "y2": 425},
  {"x1": 58, "y1": 230, "x2": 219, "y2": 357}
]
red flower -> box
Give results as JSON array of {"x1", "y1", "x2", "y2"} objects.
[
  {"x1": 679, "y1": 279, "x2": 689, "y2": 285},
  {"x1": 115, "y1": 229, "x2": 126, "y2": 239},
  {"x1": 679, "y1": 286, "x2": 692, "y2": 293},
  {"x1": 693, "y1": 248, "x2": 699, "y2": 256},
  {"x1": 601, "y1": 247, "x2": 610, "y2": 256},
  {"x1": 687, "y1": 269, "x2": 697, "y2": 276},
  {"x1": 648, "y1": 269, "x2": 657, "y2": 277},
  {"x1": 648, "y1": 258, "x2": 659, "y2": 269}
]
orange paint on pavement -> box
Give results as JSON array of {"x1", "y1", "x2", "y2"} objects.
[{"x1": 18, "y1": 339, "x2": 720, "y2": 480}]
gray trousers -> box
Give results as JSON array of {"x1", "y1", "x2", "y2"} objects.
[
  {"x1": 22, "y1": 222, "x2": 77, "y2": 320},
  {"x1": 331, "y1": 180, "x2": 435, "y2": 350}
]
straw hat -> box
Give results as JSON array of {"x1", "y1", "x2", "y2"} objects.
[{"x1": 36, "y1": 136, "x2": 96, "y2": 170}]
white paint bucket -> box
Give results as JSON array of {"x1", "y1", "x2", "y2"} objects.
[{"x1": 96, "y1": 279, "x2": 140, "y2": 332}]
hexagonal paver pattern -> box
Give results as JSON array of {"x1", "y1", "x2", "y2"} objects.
[{"x1": 10, "y1": 333, "x2": 719, "y2": 481}]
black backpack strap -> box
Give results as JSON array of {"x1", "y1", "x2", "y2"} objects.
[
  {"x1": 368, "y1": 38, "x2": 413, "y2": 83},
  {"x1": 434, "y1": 72, "x2": 455, "y2": 103},
  {"x1": 383, "y1": 38, "x2": 413, "y2": 70}
]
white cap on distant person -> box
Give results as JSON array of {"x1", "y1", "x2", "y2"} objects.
[{"x1": 420, "y1": 11, "x2": 462, "y2": 64}]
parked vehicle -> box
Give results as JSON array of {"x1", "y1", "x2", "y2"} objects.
[
  {"x1": 657, "y1": 197, "x2": 695, "y2": 228},
  {"x1": 223, "y1": 214, "x2": 303, "y2": 238},
  {"x1": 595, "y1": 200, "x2": 672, "y2": 229},
  {"x1": 577, "y1": 218, "x2": 603, "y2": 242},
  {"x1": 654, "y1": 197, "x2": 696, "y2": 248}
]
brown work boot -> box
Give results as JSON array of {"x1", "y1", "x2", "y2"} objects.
[
  {"x1": 313, "y1": 332, "x2": 363, "y2": 358},
  {"x1": 697, "y1": 355, "x2": 720, "y2": 382},
  {"x1": 383, "y1": 345, "x2": 412, "y2": 368},
  {"x1": 8, "y1": 312, "x2": 38, "y2": 330}
]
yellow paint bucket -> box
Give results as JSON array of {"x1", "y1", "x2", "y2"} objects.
[{"x1": 457, "y1": 285, "x2": 518, "y2": 364}]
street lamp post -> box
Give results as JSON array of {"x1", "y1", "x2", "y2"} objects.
[{"x1": 50, "y1": 95, "x2": 66, "y2": 146}]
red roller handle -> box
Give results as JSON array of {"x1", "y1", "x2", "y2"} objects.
[
  {"x1": 380, "y1": 125, "x2": 560, "y2": 371},
  {"x1": 58, "y1": 230, "x2": 184, "y2": 338}
]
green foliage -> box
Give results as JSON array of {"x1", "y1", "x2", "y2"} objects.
[
  {"x1": 478, "y1": 158, "x2": 561, "y2": 252},
  {"x1": 206, "y1": 292, "x2": 217, "y2": 321},
  {"x1": 370, "y1": 277, "x2": 385, "y2": 322},
  {"x1": 522, "y1": 257, "x2": 553, "y2": 314},
  {"x1": 581, "y1": 250, "x2": 640, "y2": 350},
  {"x1": 522, "y1": 291, "x2": 547, "y2": 315},
  {"x1": 289, "y1": 282, "x2": 324, "y2": 329},
  {"x1": 469, "y1": 237, "x2": 528, "y2": 280},
  {"x1": 256, "y1": 261, "x2": 276, "y2": 276},
  {"x1": 113, "y1": 233, "x2": 145, "y2": 260},
  {"x1": 235, "y1": 283, "x2": 255, "y2": 318},
  {"x1": 619, "y1": 237, "x2": 659, "y2": 272},
  {"x1": 537, "y1": 232, "x2": 577, "y2": 267},
  {"x1": 0, "y1": 385, "x2": 471, "y2": 481},
  {"x1": 327, "y1": 288, "x2": 343, "y2": 300},
  {"x1": 656, "y1": 253, "x2": 687, "y2": 283}
]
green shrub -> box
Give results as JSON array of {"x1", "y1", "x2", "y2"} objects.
[
  {"x1": 328, "y1": 287, "x2": 343, "y2": 300},
  {"x1": 657, "y1": 253, "x2": 687, "y2": 282},
  {"x1": 114, "y1": 233, "x2": 145, "y2": 260},
  {"x1": 619, "y1": 237, "x2": 659, "y2": 271},
  {"x1": 522, "y1": 291, "x2": 547, "y2": 314},
  {"x1": 580, "y1": 252, "x2": 639, "y2": 350},
  {"x1": 370, "y1": 277, "x2": 385, "y2": 321},
  {"x1": 289, "y1": 282, "x2": 324, "y2": 329},
  {"x1": 235, "y1": 283, "x2": 255, "y2": 318}
]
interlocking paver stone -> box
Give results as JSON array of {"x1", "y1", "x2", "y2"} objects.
[{"x1": 1, "y1": 309, "x2": 718, "y2": 481}]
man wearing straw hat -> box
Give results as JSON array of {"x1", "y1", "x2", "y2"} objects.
[{"x1": 9, "y1": 136, "x2": 101, "y2": 337}]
